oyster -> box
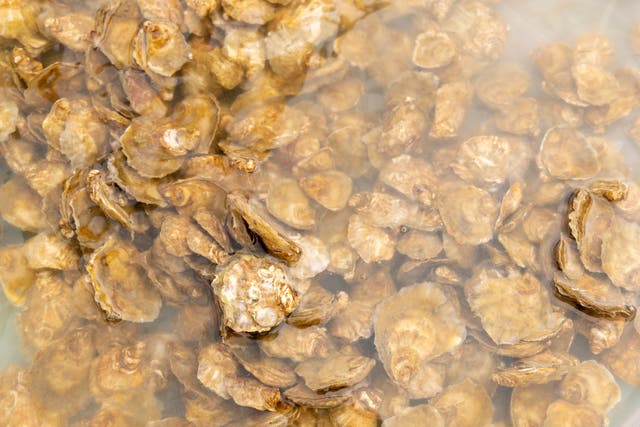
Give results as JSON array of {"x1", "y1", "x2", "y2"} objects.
[
  {"x1": 543, "y1": 400, "x2": 602, "y2": 427},
  {"x1": 197, "y1": 342, "x2": 239, "y2": 399},
  {"x1": 538, "y1": 127, "x2": 600, "y2": 180},
  {"x1": 450, "y1": 135, "x2": 514, "y2": 190},
  {"x1": 132, "y1": 20, "x2": 191, "y2": 77},
  {"x1": 413, "y1": 30, "x2": 458, "y2": 68},
  {"x1": 347, "y1": 214, "x2": 396, "y2": 263},
  {"x1": 436, "y1": 181, "x2": 498, "y2": 245},
  {"x1": 259, "y1": 324, "x2": 331, "y2": 362},
  {"x1": 86, "y1": 236, "x2": 162, "y2": 322},
  {"x1": 295, "y1": 354, "x2": 376, "y2": 392},
  {"x1": 228, "y1": 341, "x2": 297, "y2": 388},
  {"x1": 374, "y1": 282, "x2": 466, "y2": 398},
  {"x1": 428, "y1": 80, "x2": 473, "y2": 139},
  {"x1": 42, "y1": 98, "x2": 107, "y2": 168},
  {"x1": 121, "y1": 95, "x2": 220, "y2": 178},
  {"x1": 567, "y1": 189, "x2": 615, "y2": 273},
  {"x1": 602, "y1": 329, "x2": 640, "y2": 387},
  {"x1": 492, "y1": 351, "x2": 578, "y2": 387},
  {"x1": 475, "y1": 64, "x2": 531, "y2": 110},
  {"x1": 431, "y1": 379, "x2": 494, "y2": 427},
  {"x1": 0, "y1": 177, "x2": 48, "y2": 232},
  {"x1": 299, "y1": 170, "x2": 353, "y2": 212},
  {"x1": 212, "y1": 254, "x2": 298, "y2": 334},
  {"x1": 510, "y1": 383, "x2": 555, "y2": 427},
  {"x1": 559, "y1": 360, "x2": 620, "y2": 415},
  {"x1": 601, "y1": 217, "x2": 640, "y2": 291},
  {"x1": 465, "y1": 269, "x2": 566, "y2": 346},
  {"x1": 266, "y1": 177, "x2": 316, "y2": 230},
  {"x1": 553, "y1": 272, "x2": 635, "y2": 320},
  {"x1": 226, "y1": 191, "x2": 302, "y2": 264}
]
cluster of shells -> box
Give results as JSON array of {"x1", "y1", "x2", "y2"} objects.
[{"x1": 2, "y1": 0, "x2": 640, "y2": 426}]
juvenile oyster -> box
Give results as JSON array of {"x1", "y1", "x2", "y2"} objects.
[
  {"x1": 374, "y1": 282, "x2": 466, "y2": 398},
  {"x1": 212, "y1": 254, "x2": 298, "y2": 334}
]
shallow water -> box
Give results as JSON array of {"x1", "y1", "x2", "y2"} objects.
[{"x1": 2, "y1": 0, "x2": 640, "y2": 425}]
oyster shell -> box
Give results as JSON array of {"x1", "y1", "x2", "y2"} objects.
[
  {"x1": 465, "y1": 269, "x2": 566, "y2": 346},
  {"x1": 510, "y1": 383, "x2": 555, "y2": 427},
  {"x1": 538, "y1": 127, "x2": 600, "y2": 180},
  {"x1": 553, "y1": 272, "x2": 635, "y2": 320},
  {"x1": 436, "y1": 181, "x2": 498, "y2": 245},
  {"x1": 212, "y1": 254, "x2": 298, "y2": 334},
  {"x1": 601, "y1": 217, "x2": 640, "y2": 291},
  {"x1": 431, "y1": 379, "x2": 494, "y2": 427},
  {"x1": 86, "y1": 236, "x2": 162, "y2": 322},
  {"x1": 295, "y1": 354, "x2": 376, "y2": 392},
  {"x1": 559, "y1": 360, "x2": 620, "y2": 415},
  {"x1": 374, "y1": 282, "x2": 466, "y2": 398},
  {"x1": 492, "y1": 351, "x2": 578, "y2": 387}
]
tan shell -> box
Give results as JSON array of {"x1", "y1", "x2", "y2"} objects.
[
  {"x1": 259, "y1": 324, "x2": 331, "y2": 362},
  {"x1": 212, "y1": 254, "x2": 298, "y2": 334},
  {"x1": 538, "y1": 127, "x2": 600, "y2": 180},
  {"x1": 412, "y1": 31, "x2": 457, "y2": 69},
  {"x1": 378, "y1": 154, "x2": 438, "y2": 206},
  {"x1": 228, "y1": 342, "x2": 297, "y2": 388},
  {"x1": 374, "y1": 282, "x2": 466, "y2": 398},
  {"x1": 226, "y1": 191, "x2": 302, "y2": 264},
  {"x1": 601, "y1": 217, "x2": 640, "y2": 291},
  {"x1": 553, "y1": 272, "x2": 635, "y2": 320},
  {"x1": 299, "y1": 170, "x2": 353, "y2": 212},
  {"x1": 295, "y1": 355, "x2": 376, "y2": 392},
  {"x1": 475, "y1": 64, "x2": 531, "y2": 110},
  {"x1": 510, "y1": 383, "x2": 556, "y2": 427},
  {"x1": 567, "y1": 189, "x2": 614, "y2": 273},
  {"x1": 86, "y1": 236, "x2": 162, "y2": 323},
  {"x1": 266, "y1": 177, "x2": 316, "y2": 230},
  {"x1": 436, "y1": 181, "x2": 498, "y2": 245},
  {"x1": 283, "y1": 383, "x2": 351, "y2": 409},
  {"x1": 347, "y1": 214, "x2": 396, "y2": 264},
  {"x1": 428, "y1": 80, "x2": 473, "y2": 139},
  {"x1": 495, "y1": 97, "x2": 541, "y2": 136},
  {"x1": 491, "y1": 351, "x2": 578, "y2": 387},
  {"x1": 465, "y1": 269, "x2": 566, "y2": 346},
  {"x1": 542, "y1": 400, "x2": 602, "y2": 427},
  {"x1": 559, "y1": 360, "x2": 620, "y2": 415},
  {"x1": 431, "y1": 379, "x2": 494, "y2": 427},
  {"x1": 450, "y1": 135, "x2": 513, "y2": 189}
]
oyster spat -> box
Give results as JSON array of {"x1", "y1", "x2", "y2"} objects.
[
  {"x1": 491, "y1": 350, "x2": 579, "y2": 387},
  {"x1": 436, "y1": 180, "x2": 499, "y2": 245},
  {"x1": 121, "y1": 94, "x2": 220, "y2": 178},
  {"x1": 259, "y1": 324, "x2": 332, "y2": 363},
  {"x1": 295, "y1": 354, "x2": 376, "y2": 392},
  {"x1": 431, "y1": 379, "x2": 494, "y2": 427},
  {"x1": 553, "y1": 272, "x2": 635, "y2": 320},
  {"x1": 374, "y1": 282, "x2": 466, "y2": 398},
  {"x1": 510, "y1": 383, "x2": 555, "y2": 427},
  {"x1": 538, "y1": 127, "x2": 600, "y2": 180},
  {"x1": 567, "y1": 189, "x2": 614, "y2": 273},
  {"x1": 465, "y1": 268, "x2": 566, "y2": 346},
  {"x1": 226, "y1": 339, "x2": 297, "y2": 388},
  {"x1": 602, "y1": 328, "x2": 640, "y2": 388},
  {"x1": 86, "y1": 235, "x2": 162, "y2": 322},
  {"x1": 226, "y1": 191, "x2": 302, "y2": 264},
  {"x1": 601, "y1": 216, "x2": 640, "y2": 291},
  {"x1": 212, "y1": 253, "x2": 299, "y2": 335},
  {"x1": 559, "y1": 360, "x2": 620, "y2": 416},
  {"x1": 542, "y1": 400, "x2": 603, "y2": 427}
]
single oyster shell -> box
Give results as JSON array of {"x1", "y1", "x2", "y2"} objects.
[
  {"x1": 412, "y1": 30, "x2": 457, "y2": 69},
  {"x1": 132, "y1": 20, "x2": 191, "y2": 77},
  {"x1": 510, "y1": 383, "x2": 555, "y2": 427},
  {"x1": 212, "y1": 254, "x2": 298, "y2": 334},
  {"x1": 431, "y1": 379, "x2": 493, "y2": 427},
  {"x1": 436, "y1": 181, "x2": 498, "y2": 245},
  {"x1": 559, "y1": 360, "x2": 620, "y2": 415},
  {"x1": 543, "y1": 400, "x2": 603, "y2": 427},
  {"x1": 295, "y1": 354, "x2": 376, "y2": 392},
  {"x1": 553, "y1": 272, "x2": 635, "y2": 320},
  {"x1": 465, "y1": 269, "x2": 566, "y2": 346},
  {"x1": 226, "y1": 191, "x2": 302, "y2": 264},
  {"x1": 601, "y1": 217, "x2": 640, "y2": 291},
  {"x1": 491, "y1": 351, "x2": 578, "y2": 387},
  {"x1": 567, "y1": 189, "x2": 614, "y2": 273},
  {"x1": 86, "y1": 236, "x2": 162, "y2": 323},
  {"x1": 374, "y1": 282, "x2": 466, "y2": 398},
  {"x1": 475, "y1": 63, "x2": 531, "y2": 110},
  {"x1": 259, "y1": 324, "x2": 331, "y2": 362},
  {"x1": 538, "y1": 127, "x2": 600, "y2": 180}
]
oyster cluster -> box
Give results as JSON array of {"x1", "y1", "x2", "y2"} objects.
[{"x1": 1, "y1": 0, "x2": 640, "y2": 425}]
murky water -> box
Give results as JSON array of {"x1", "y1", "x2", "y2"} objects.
[{"x1": 0, "y1": 0, "x2": 640, "y2": 427}]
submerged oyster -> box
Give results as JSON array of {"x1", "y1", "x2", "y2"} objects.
[
  {"x1": 212, "y1": 254, "x2": 299, "y2": 334},
  {"x1": 465, "y1": 269, "x2": 566, "y2": 346},
  {"x1": 374, "y1": 282, "x2": 466, "y2": 398},
  {"x1": 86, "y1": 236, "x2": 162, "y2": 322}
]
